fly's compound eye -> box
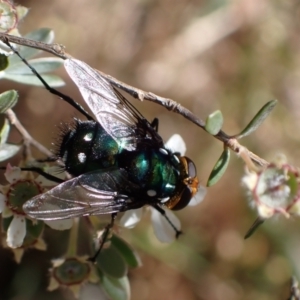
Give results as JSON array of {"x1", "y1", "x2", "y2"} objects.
[
  {"x1": 182, "y1": 156, "x2": 199, "y2": 195},
  {"x1": 170, "y1": 186, "x2": 193, "y2": 210},
  {"x1": 184, "y1": 156, "x2": 197, "y2": 178},
  {"x1": 165, "y1": 156, "x2": 199, "y2": 211}
]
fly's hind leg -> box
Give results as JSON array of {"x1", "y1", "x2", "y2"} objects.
[{"x1": 152, "y1": 204, "x2": 182, "y2": 238}]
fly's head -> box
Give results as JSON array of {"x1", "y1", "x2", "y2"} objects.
[{"x1": 164, "y1": 155, "x2": 199, "y2": 211}]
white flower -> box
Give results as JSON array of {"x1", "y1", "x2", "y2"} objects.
[
  {"x1": 6, "y1": 214, "x2": 26, "y2": 248},
  {"x1": 48, "y1": 256, "x2": 99, "y2": 298},
  {"x1": 242, "y1": 161, "x2": 300, "y2": 220},
  {"x1": 119, "y1": 134, "x2": 206, "y2": 243},
  {"x1": 0, "y1": 164, "x2": 72, "y2": 248}
]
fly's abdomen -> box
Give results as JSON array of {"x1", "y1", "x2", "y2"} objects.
[
  {"x1": 59, "y1": 120, "x2": 120, "y2": 176},
  {"x1": 119, "y1": 150, "x2": 179, "y2": 198}
]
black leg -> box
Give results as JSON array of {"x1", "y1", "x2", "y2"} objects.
[
  {"x1": 152, "y1": 204, "x2": 182, "y2": 238},
  {"x1": 151, "y1": 118, "x2": 159, "y2": 132},
  {"x1": 89, "y1": 213, "x2": 117, "y2": 262},
  {"x1": 36, "y1": 157, "x2": 59, "y2": 163},
  {"x1": 3, "y1": 39, "x2": 94, "y2": 121},
  {"x1": 0, "y1": 166, "x2": 64, "y2": 183}
]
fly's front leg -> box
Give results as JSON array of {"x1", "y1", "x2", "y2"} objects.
[{"x1": 152, "y1": 204, "x2": 182, "y2": 238}]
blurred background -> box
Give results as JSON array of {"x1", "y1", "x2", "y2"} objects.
[{"x1": 1, "y1": 0, "x2": 300, "y2": 299}]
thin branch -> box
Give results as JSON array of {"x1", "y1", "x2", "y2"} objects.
[
  {"x1": 0, "y1": 33, "x2": 270, "y2": 167},
  {"x1": 5, "y1": 108, "x2": 53, "y2": 158},
  {"x1": 0, "y1": 33, "x2": 67, "y2": 59}
]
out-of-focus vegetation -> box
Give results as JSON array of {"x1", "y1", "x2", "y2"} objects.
[{"x1": 1, "y1": 0, "x2": 300, "y2": 299}]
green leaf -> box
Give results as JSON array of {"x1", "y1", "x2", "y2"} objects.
[
  {"x1": 234, "y1": 100, "x2": 277, "y2": 139},
  {"x1": 0, "y1": 117, "x2": 20, "y2": 161},
  {"x1": 0, "y1": 118, "x2": 10, "y2": 143},
  {"x1": 97, "y1": 245, "x2": 128, "y2": 278},
  {"x1": 207, "y1": 147, "x2": 230, "y2": 186},
  {"x1": 111, "y1": 235, "x2": 142, "y2": 268},
  {"x1": 9, "y1": 28, "x2": 54, "y2": 65},
  {"x1": 244, "y1": 217, "x2": 265, "y2": 239},
  {"x1": 3, "y1": 73, "x2": 64, "y2": 87},
  {"x1": 0, "y1": 90, "x2": 18, "y2": 113},
  {"x1": 0, "y1": 54, "x2": 9, "y2": 70},
  {"x1": 101, "y1": 275, "x2": 130, "y2": 300},
  {"x1": 25, "y1": 28, "x2": 55, "y2": 44},
  {"x1": 205, "y1": 110, "x2": 223, "y2": 135},
  {"x1": 0, "y1": 143, "x2": 21, "y2": 161},
  {"x1": 6, "y1": 57, "x2": 63, "y2": 75}
]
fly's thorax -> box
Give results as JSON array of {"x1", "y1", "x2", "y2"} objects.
[
  {"x1": 118, "y1": 147, "x2": 180, "y2": 199},
  {"x1": 58, "y1": 119, "x2": 120, "y2": 176},
  {"x1": 163, "y1": 155, "x2": 199, "y2": 210}
]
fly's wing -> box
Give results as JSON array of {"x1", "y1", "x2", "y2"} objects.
[
  {"x1": 64, "y1": 58, "x2": 163, "y2": 151},
  {"x1": 23, "y1": 169, "x2": 141, "y2": 220}
]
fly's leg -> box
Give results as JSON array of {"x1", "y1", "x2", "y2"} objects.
[
  {"x1": 22, "y1": 167, "x2": 64, "y2": 183},
  {"x1": 0, "y1": 166, "x2": 64, "y2": 183},
  {"x1": 89, "y1": 213, "x2": 117, "y2": 262},
  {"x1": 151, "y1": 118, "x2": 159, "y2": 132},
  {"x1": 152, "y1": 204, "x2": 182, "y2": 238}
]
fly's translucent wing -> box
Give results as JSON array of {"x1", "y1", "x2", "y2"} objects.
[
  {"x1": 23, "y1": 169, "x2": 141, "y2": 220},
  {"x1": 64, "y1": 58, "x2": 163, "y2": 151}
]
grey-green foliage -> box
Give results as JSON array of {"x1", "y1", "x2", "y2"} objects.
[
  {"x1": 0, "y1": 28, "x2": 65, "y2": 87},
  {"x1": 0, "y1": 118, "x2": 21, "y2": 161},
  {"x1": 0, "y1": 90, "x2": 18, "y2": 113},
  {"x1": 205, "y1": 110, "x2": 223, "y2": 135},
  {"x1": 100, "y1": 273, "x2": 130, "y2": 300},
  {"x1": 207, "y1": 147, "x2": 230, "y2": 187},
  {"x1": 206, "y1": 100, "x2": 277, "y2": 186},
  {"x1": 233, "y1": 100, "x2": 277, "y2": 139},
  {"x1": 0, "y1": 28, "x2": 66, "y2": 162}
]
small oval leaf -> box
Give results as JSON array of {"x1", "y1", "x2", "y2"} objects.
[
  {"x1": 0, "y1": 53, "x2": 9, "y2": 71},
  {"x1": 97, "y1": 246, "x2": 128, "y2": 278},
  {"x1": 234, "y1": 100, "x2": 277, "y2": 139},
  {"x1": 0, "y1": 90, "x2": 18, "y2": 113},
  {"x1": 3, "y1": 73, "x2": 65, "y2": 87},
  {"x1": 205, "y1": 110, "x2": 223, "y2": 135},
  {"x1": 6, "y1": 57, "x2": 63, "y2": 75},
  {"x1": 101, "y1": 275, "x2": 130, "y2": 300},
  {"x1": 0, "y1": 118, "x2": 10, "y2": 143},
  {"x1": 111, "y1": 235, "x2": 142, "y2": 268},
  {"x1": 244, "y1": 217, "x2": 265, "y2": 239},
  {"x1": 9, "y1": 28, "x2": 54, "y2": 65},
  {"x1": 0, "y1": 143, "x2": 21, "y2": 161},
  {"x1": 207, "y1": 147, "x2": 230, "y2": 186},
  {"x1": 25, "y1": 28, "x2": 55, "y2": 44}
]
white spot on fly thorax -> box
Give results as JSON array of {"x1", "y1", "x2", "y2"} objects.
[
  {"x1": 78, "y1": 152, "x2": 87, "y2": 163},
  {"x1": 159, "y1": 148, "x2": 168, "y2": 155},
  {"x1": 165, "y1": 183, "x2": 175, "y2": 190},
  {"x1": 83, "y1": 132, "x2": 93, "y2": 141},
  {"x1": 158, "y1": 197, "x2": 170, "y2": 203},
  {"x1": 172, "y1": 154, "x2": 180, "y2": 164},
  {"x1": 147, "y1": 190, "x2": 157, "y2": 197}
]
